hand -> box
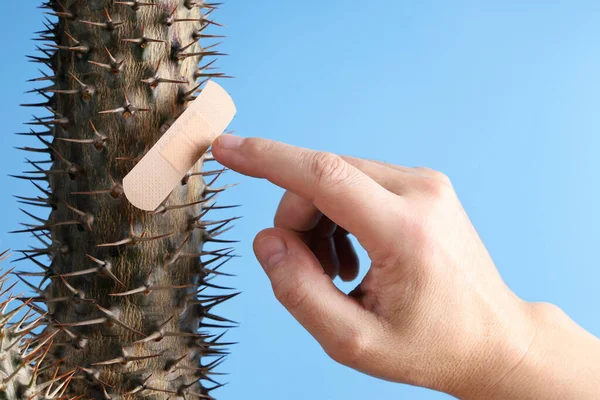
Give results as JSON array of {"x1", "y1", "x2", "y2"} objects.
[{"x1": 212, "y1": 135, "x2": 600, "y2": 399}]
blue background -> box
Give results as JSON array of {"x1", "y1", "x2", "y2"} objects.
[{"x1": 1, "y1": 1, "x2": 599, "y2": 399}]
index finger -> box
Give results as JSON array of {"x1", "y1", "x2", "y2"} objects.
[{"x1": 212, "y1": 135, "x2": 404, "y2": 253}]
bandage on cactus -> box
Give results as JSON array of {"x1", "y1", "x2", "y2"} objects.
[{"x1": 10, "y1": 1, "x2": 236, "y2": 398}]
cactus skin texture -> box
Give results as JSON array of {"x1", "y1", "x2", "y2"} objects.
[{"x1": 9, "y1": 1, "x2": 237, "y2": 398}]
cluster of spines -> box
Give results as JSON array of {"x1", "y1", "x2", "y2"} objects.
[
  {"x1": 0, "y1": 250, "x2": 77, "y2": 400},
  {"x1": 8, "y1": 1, "x2": 238, "y2": 398}
]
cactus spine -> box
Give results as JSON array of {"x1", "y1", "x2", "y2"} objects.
[
  {"x1": 8, "y1": 1, "x2": 236, "y2": 398},
  {"x1": 0, "y1": 250, "x2": 59, "y2": 400}
]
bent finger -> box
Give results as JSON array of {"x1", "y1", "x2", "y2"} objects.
[
  {"x1": 335, "y1": 231, "x2": 360, "y2": 282},
  {"x1": 274, "y1": 191, "x2": 322, "y2": 232},
  {"x1": 253, "y1": 228, "x2": 379, "y2": 360}
]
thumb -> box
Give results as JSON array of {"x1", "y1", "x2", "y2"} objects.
[{"x1": 253, "y1": 228, "x2": 375, "y2": 363}]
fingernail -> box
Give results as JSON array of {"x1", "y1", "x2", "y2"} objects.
[
  {"x1": 217, "y1": 134, "x2": 244, "y2": 150},
  {"x1": 255, "y1": 236, "x2": 287, "y2": 269}
]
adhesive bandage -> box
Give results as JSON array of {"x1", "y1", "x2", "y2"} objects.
[{"x1": 123, "y1": 81, "x2": 237, "y2": 211}]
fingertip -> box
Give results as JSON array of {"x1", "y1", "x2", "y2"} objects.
[
  {"x1": 253, "y1": 228, "x2": 285, "y2": 248},
  {"x1": 336, "y1": 234, "x2": 360, "y2": 282},
  {"x1": 211, "y1": 134, "x2": 245, "y2": 165},
  {"x1": 253, "y1": 228, "x2": 287, "y2": 264},
  {"x1": 340, "y1": 271, "x2": 359, "y2": 282},
  {"x1": 215, "y1": 133, "x2": 245, "y2": 150},
  {"x1": 210, "y1": 137, "x2": 226, "y2": 163}
]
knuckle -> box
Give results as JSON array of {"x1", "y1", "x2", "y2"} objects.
[
  {"x1": 415, "y1": 167, "x2": 449, "y2": 181},
  {"x1": 421, "y1": 176, "x2": 453, "y2": 200},
  {"x1": 310, "y1": 151, "x2": 352, "y2": 187},
  {"x1": 326, "y1": 329, "x2": 370, "y2": 367},
  {"x1": 529, "y1": 301, "x2": 565, "y2": 321},
  {"x1": 416, "y1": 167, "x2": 452, "y2": 185},
  {"x1": 432, "y1": 170, "x2": 452, "y2": 184}
]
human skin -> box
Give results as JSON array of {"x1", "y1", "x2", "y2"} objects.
[{"x1": 212, "y1": 134, "x2": 600, "y2": 399}]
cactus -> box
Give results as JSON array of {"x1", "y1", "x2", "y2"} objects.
[
  {"x1": 0, "y1": 251, "x2": 36, "y2": 400},
  {"x1": 9, "y1": 1, "x2": 236, "y2": 398},
  {"x1": 0, "y1": 250, "x2": 66, "y2": 400}
]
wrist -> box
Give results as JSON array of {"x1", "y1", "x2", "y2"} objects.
[
  {"x1": 462, "y1": 302, "x2": 600, "y2": 400},
  {"x1": 437, "y1": 298, "x2": 538, "y2": 399},
  {"x1": 472, "y1": 301, "x2": 552, "y2": 399}
]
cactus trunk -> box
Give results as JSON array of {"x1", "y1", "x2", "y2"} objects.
[{"x1": 10, "y1": 1, "x2": 235, "y2": 398}]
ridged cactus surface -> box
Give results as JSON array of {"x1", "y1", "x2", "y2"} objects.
[{"x1": 8, "y1": 1, "x2": 236, "y2": 398}]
